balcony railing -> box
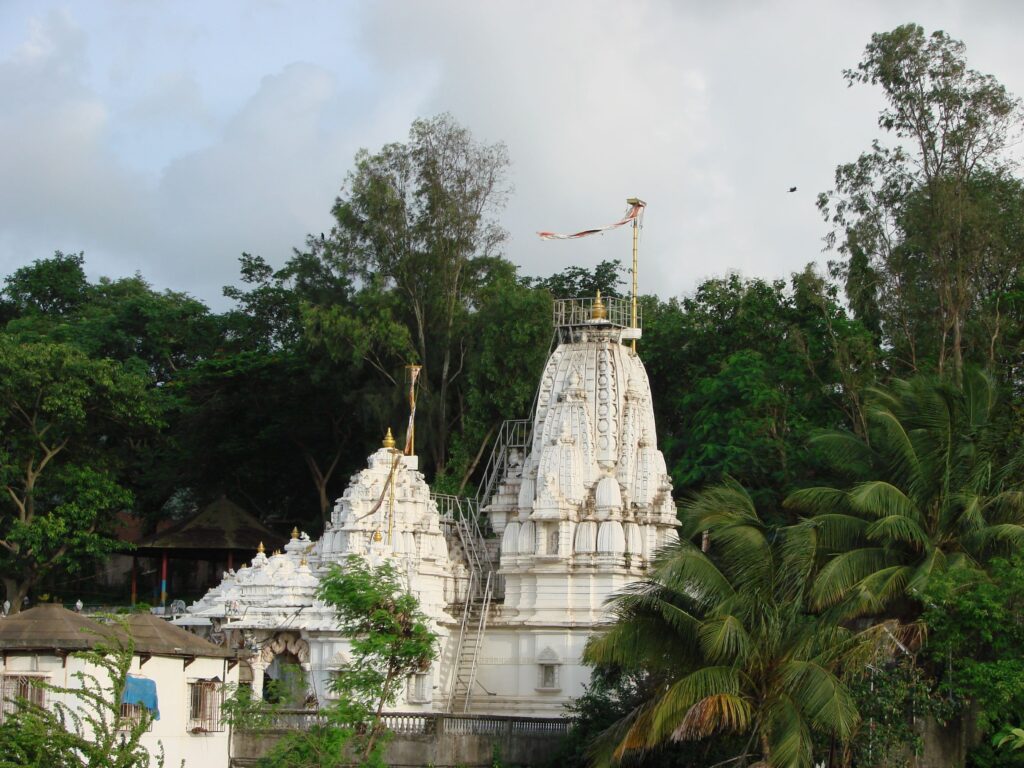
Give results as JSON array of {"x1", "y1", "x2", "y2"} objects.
[{"x1": 253, "y1": 710, "x2": 570, "y2": 737}]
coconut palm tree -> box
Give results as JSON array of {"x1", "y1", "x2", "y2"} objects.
[
  {"x1": 785, "y1": 371, "x2": 1024, "y2": 621},
  {"x1": 584, "y1": 481, "x2": 875, "y2": 767}
]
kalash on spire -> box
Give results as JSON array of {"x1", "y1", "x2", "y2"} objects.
[{"x1": 182, "y1": 198, "x2": 678, "y2": 719}]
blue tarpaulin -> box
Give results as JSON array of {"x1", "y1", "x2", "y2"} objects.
[{"x1": 122, "y1": 676, "x2": 159, "y2": 720}]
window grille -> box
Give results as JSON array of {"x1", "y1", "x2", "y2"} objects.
[
  {"x1": 187, "y1": 680, "x2": 223, "y2": 733},
  {"x1": 0, "y1": 674, "x2": 47, "y2": 723},
  {"x1": 119, "y1": 702, "x2": 154, "y2": 732}
]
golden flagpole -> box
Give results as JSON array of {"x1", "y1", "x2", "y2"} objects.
[{"x1": 626, "y1": 197, "x2": 645, "y2": 352}]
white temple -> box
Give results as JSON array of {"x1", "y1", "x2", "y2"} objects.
[{"x1": 182, "y1": 294, "x2": 679, "y2": 716}]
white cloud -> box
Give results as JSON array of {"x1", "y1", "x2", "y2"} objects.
[{"x1": 1, "y1": 2, "x2": 1022, "y2": 307}]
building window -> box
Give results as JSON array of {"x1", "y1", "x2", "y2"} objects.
[
  {"x1": 119, "y1": 702, "x2": 154, "y2": 732},
  {"x1": 0, "y1": 674, "x2": 47, "y2": 723},
  {"x1": 408, "y1": 672, "x2": 431, "y2": 704},
  {"x1": 187, "y1": 680, "x2": 224, "y2": 733},
  {"x1": 537, "y1": 664, "x2": 560, "y2": 691}
]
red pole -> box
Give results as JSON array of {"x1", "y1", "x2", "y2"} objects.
[
  {"x1": 227, "y1": 551, "x2": 234, "y2": 571},
  {"x1": 160, "y1": 550, "x2": 168, "y2": 610},
  {"x1": 131, "y1": 556, "x2": 138, "y2": 606}
]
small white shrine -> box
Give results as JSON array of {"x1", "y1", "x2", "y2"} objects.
[{"x1": 183, "y1": 292, "x2": 678, "y2": 717}]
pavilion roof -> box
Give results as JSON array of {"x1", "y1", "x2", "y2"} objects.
[{"x1": 134, "y1": 495, "x2": 286, "y2": 553}]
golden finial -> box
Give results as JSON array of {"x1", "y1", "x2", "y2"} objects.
[
  {"x1": 592, "y1": 290, "x2": 608, "y2": 320},
  {"x1": 257, "y1": 541, "x2": 265, "y2": 554},
  {"x1": 382, "y1": 427, "x2": 396, "y2": 449},
  {"x1": 291, "y1": 526, "x2": 299, "y2": 540},
  {"x1": 373, "y1": 529, "x2": 383, "y2": 542}
]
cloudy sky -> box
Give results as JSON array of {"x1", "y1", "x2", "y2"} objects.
[{"x1": 1, "y1": 1, "x2": 1022, "y2": 309}]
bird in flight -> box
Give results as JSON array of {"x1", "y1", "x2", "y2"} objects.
[{"x1": 787, "y1": 186, "x2": 797, "y2": 193}]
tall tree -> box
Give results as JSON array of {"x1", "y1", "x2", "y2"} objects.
[
  {"x1": 819, "y1": 24, "x2": 1024, "y2": 383},
  {"x1": 308, "y1": 114, "x2": 512, "y2": 473},
  {"x1": 0, "y1": 338, "x2": 159, "y2": 611}
]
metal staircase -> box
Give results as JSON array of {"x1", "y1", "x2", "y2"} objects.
[
  {"x1": 474, "y1": 329, "x2": 556, "y2": 512},
  {"x1": 434, "y1": 494, "x2": 495, "y2": 713}
]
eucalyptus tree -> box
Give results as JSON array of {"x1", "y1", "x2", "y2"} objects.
[
  {"x1": 585, "y1": 481, "x2": 878, "y2": 768},
  {"x1": 819, "y1": 24, "x2": 1024, "y2": 383},
  {"x1": 786, "y1": 371, "x2": 1024, "y2": 622},
  {"x1": 307, "y1": 113, "x2": 512, "y2": 473}
]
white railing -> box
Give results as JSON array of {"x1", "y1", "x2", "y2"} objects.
[
  {"x1": 552, "y1": 295, "x2": 639, "y2": 330},
  {"x1": 254, "y1": 710, "x2": 569, "y2": 737}
]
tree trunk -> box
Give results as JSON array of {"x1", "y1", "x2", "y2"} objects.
[
  {"x1": 365, "y1": 666, "x2": 397, "y2": 759},
  {"x1": 3, "y1": 576, "x2": 30, "y2": 615}
]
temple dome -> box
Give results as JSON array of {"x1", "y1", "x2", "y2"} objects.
[
  {"x1": 597, "y1": 521, "x2": 626, "y2": 554},
  {"x1": 502, "y1": 521, "x2": 521, "y2": 555},
  {"x1": 574, "y1": 520, "x2": 597, "y2": 554},
  {"x1": 595, "y1": 475, "x2": 622, "y2": 514}
]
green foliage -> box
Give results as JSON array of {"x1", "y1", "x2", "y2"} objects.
[
  {"x1": 820, "y1": 24, "x2": 1024, "y2": 383},
  {"x1": 533, "y1": 259, "x2": 626, "y2": 299},
  {"x1": 317, "y1": 556, "x2": 437, "y2": 715},
  {"x1": 845, "y1": 656, "x2": 950, "y2": 767},
  {"x1": 309, "y1": 113, "x2": 513, "y2": 473},
  {"x1": 0, "y1": 336, "x2": 160, "y2": 609},
  {"x1": 260, "y1": 556, "x2": 437, "y2": 767},
  {"x1": 786, "y1": 371, "x2": 1024, "y2": 622},
  {"x1": 641, "y1": 270, "x2": 875, "y2": 522},
  {"x1": 921, "y1": 556, "x2": 1024, "y2": 747},
  {"x1": 584, "y1": 481, "x2": 878, "y2": 768},
  {"x1": 0, "y1": 619, "x2": 167, "y2": 768}
]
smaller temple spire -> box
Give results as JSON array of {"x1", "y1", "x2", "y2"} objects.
[
  {"x1": 257, "y1": 541, "x2": 265, "y2": 553},
  {"x1": 591, "y1": 290, "x2": 608, "y2": 321},
  {"x1": 382, "y1": 427, "x2": 396, "y2": 449},
  {"x1": 291, "y1": 526, "x2": 299, "y2": 540}
]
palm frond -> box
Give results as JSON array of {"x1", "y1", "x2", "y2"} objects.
[
  {"x1": 806, "y1": 431, "x2": 876, "y2": 479},
  {"x1": 848, "y1": 481, "x2": 922, "y2": 524},
  {"x1": 698, "y1": 614, "x2": 752, "y2": 665},
  {"x1": 672, "y1": 693, "x2": 752, "y2": 741},
  {"x1": 865, "y1": 514, "x2": 929, "y2": 550},
  {"x1": 780, "y1": 660, "x2": 859, "y2": 740},
  {"x1": 648, "y1": 666, "x2": 742, "y2": 744},
  {"x1": 809, "y1": 547, "x2": 888, "y2": 610},
  {"x1": 652, "y1": 545, "x2": 735, "y2": 609},
  {"x1": 906, "y1": 547, "x2": 947, "y2": 596},
  {"x1": 763, "y1": 695, "x2": 814, "y2": 768},
  {"x1": 784, "y1": 486, "x2": 854, "y2": 517},
  {"x1": 866, "y1": 407, "x2": 923, "y2": 495}
]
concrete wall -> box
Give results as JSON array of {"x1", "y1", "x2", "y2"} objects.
[
  {"x1": 2, "y1": 650, "x2": 238, "y2": 768},
  {"x1": 232, "y1": 727, "x2": 565, "y2": 768}
]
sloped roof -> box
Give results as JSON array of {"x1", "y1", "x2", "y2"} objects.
[
  {"x1": 0, "y1": 604, "x2": 237, "y2": 659},
  {"x1": 124, "y1": 613, "x2": 235, "y2": 659},
  {"x1": 134, "y1": 495, "x2": 285, "y2": 552},
  {"x1": 0, "y1": 604, "x2": 120, "y2": 651}
]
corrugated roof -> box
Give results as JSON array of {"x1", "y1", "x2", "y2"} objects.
[
  {"x1": 124, "y1": 613, "x2": 236, "y2": 659},
  {"x1": 0, "y1": 605, "x2": 238, "y2": 659},
  {"x1": 0, "y1": 605, "x2": 120, "y2": 651},
  {"x1": 133, "y1": 495, "x2": 286, "y2": 552}
]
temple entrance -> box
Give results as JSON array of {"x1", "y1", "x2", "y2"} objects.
[{"x1": 262, "y1": 651, "x2": 307, "y2": 706}]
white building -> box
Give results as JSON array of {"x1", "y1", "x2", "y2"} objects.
[
  {"x1": 0, "y1": 604, "x2": 241, "y2": 767},
  {"x1": 184, "y1": 294, "x2": 677, "y2": 718}
]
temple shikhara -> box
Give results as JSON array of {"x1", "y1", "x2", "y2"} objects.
[{"x1": 183, "y1": 284, "x2": 679, "y2": 718}]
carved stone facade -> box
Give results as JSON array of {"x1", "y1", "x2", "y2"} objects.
[
  {"x1": 184, "y1": 300, "x2": 677, "y2": 718},
  {"x1": 182, "y1": 449, "x2": 454, "y2": 708},
  {"x1": 476, "y1": 319, "x2": 678, "y2": 715}
]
